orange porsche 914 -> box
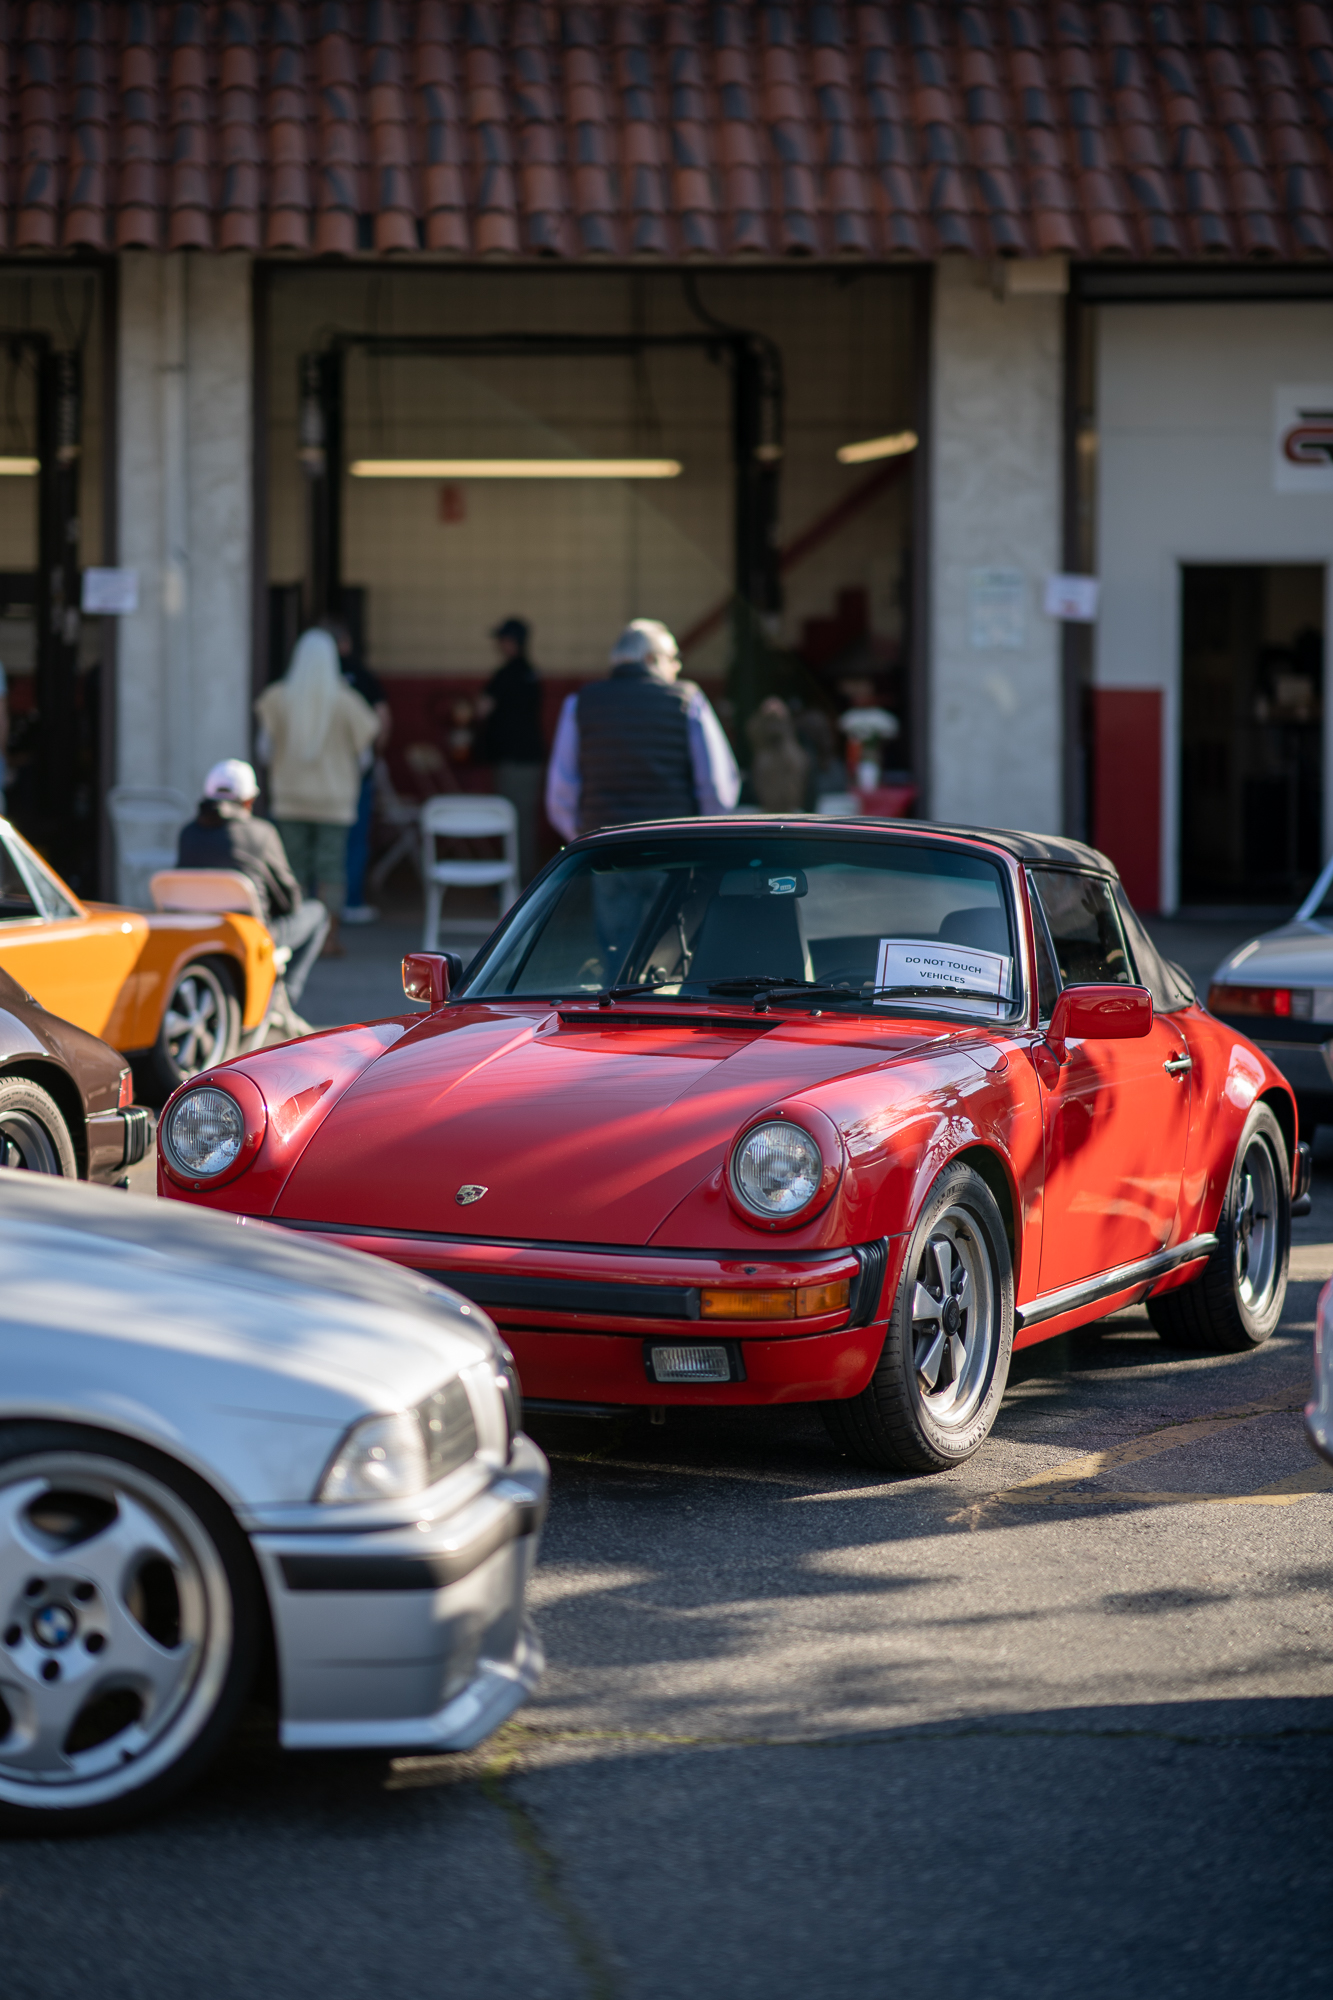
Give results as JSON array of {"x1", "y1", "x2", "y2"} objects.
[{"x1": 0, "y1": 818, "x2": 277, "y2": 1100}]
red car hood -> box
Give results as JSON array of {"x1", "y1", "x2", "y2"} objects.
[{"x1": 273, "y1": 1003, "x2": 963, "y2": 1246}]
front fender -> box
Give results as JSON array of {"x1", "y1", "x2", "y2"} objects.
[{"x1": 108, "y1": 912, "x2": 277, "y2": 1048}]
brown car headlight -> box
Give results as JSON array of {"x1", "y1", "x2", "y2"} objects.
[{"x1": 160, "y1": 1076, "x2": 267, "y2": 1190}]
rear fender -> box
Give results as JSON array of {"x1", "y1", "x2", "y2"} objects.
[
  {"x1": 1176, "y1": 1009, "x2": 1298, "y2": 1237},
  {"x1": 108, "y1": 913, "x2": 276, "y2": 1048}
]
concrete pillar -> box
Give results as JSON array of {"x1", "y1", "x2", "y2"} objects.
[
  {"x1": 928, "y1": 258, "x2": 1064, "y2": 834},
  {"x1": 115, "y1": 252, "x2": 252, "y2": 892}
]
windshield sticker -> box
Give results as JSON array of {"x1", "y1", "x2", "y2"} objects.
[
  {"x1": 768, "y1": 876, "x2": 798, "y2": 896},
  {"x1": 875, "y1": 938, "x2": 1013, "y2": 1008}
]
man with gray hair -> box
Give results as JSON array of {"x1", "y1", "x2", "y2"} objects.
[{"x1": 545, "y1": 618, "x2": 739, "y2": 841}]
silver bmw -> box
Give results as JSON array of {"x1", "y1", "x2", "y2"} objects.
[
  {"x1": 1208, "y1": 854, "x2": 1333, "y2": 1140},
  {"x1": 0, "y1": 1175, "x2": 547, "y2": 1832}
]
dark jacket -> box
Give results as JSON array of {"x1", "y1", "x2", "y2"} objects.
[
  {"x1": 177, "y1": 801, "x2": 302, "y2": 924},
  {"x1": 576, "y1": 662, "x2": 698, "y2": 834},
  {"x1": 475, "y1": 654, "x2": 545, "y2": 766}
]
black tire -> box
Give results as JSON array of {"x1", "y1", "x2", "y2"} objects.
[
  {"x1": 0, "y1": 1077, "x2": 77, "y2": 1178},
  {"x1": 822, "y1": 1163, "x2": 1014, "y2": 1474},
  {"x1": 0, "y1": 1422, "x2": 262, "y2": 1834},
  {"x1": 1147, "y1": 1102, "x2": 1289, "y2": 1352},
  {"x1": 138, "y1": 958, "x2": 240, "y2": 1104}
]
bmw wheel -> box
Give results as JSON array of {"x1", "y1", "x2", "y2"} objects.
[
  {"x1": 0, "y1": 1425, "x2": 262, "y2": 1833},
  {"x1": 0, "y1": 1079, "x2": 77, "y2": 1177},
  {"x1": 139, "y1": 959, "x2": 240, "y2": 1103},
  {"x1": 1148, "y1": 1102, "x2": 1290, "y2": 1352},
  {"x1": 822, "y1": 1163, "x2": 1014, "y2": 1474}
]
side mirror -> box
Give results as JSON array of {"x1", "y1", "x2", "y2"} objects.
[
  {"x1": 402, "y1": 951, "x2": 464, "y2": 1009},
  {"x1": 1048, "y1": 983, "x2": 1153, "y2": 1056}
]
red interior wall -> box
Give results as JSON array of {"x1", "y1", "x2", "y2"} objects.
[{"x1": 1091, "y1": 687, "x2": 1162, "y2": 914}]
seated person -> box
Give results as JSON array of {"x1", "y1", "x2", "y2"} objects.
[{"x1": 178, "y1": 760, "x2": 329, "y2": 1029}]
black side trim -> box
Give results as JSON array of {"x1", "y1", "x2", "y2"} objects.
[
  {"x1": 416, "y1": 1270, "x2": 700, "y2": 1320},
  {"x1": 278, "y1": 1498, "x2": 546, "y2": 1593},
  {"x1": 1015, "y1": 1233, "x2": 1219, "y2": 1331},
  {"x1": 847, "y1": 1239, "x2": 889, "y2": 1327}
]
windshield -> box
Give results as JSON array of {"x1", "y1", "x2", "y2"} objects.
[{"x1": 460, "y1": 833, "x2": 1023, "y2": 1020}]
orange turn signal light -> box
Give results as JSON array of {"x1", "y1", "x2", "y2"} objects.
[{"x1": 699, "y1": 1279, "x2": 851, "y2": 1321}]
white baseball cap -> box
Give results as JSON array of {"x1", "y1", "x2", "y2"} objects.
[{"x1": 203, "y1": 758, "x2": 259, "y2": 802}]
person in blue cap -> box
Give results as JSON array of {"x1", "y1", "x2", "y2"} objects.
[{"x1": 474, "y1": 616, "x2": 546, "y2": 885}]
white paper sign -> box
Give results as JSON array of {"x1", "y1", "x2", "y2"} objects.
[
  {"x1": 81, "y1": 567, "x2": 139, "y2": 614},
  {"x1": 1044, "y1": 572, "x2": 1100, "y2": 622},
  {"x1": 875, "y1": 938, "x2": 1013, "y2": 1011},
  {"x1": 1274, "y1": 385, "x2": 1333, "y2": 493},
  {"x1": 968, "y1": 568, "x2": 1026, "y2": 650}
]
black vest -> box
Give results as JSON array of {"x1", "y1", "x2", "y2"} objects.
[{"x1": 576, "y1": 664, "x2": 699, "y2": 833}]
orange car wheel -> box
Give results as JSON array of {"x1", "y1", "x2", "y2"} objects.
[{"x1": 138, "y1": 960, "x2": 241, "y2": 1105}]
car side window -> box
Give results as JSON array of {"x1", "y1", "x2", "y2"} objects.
[
  {"x1": 1027, "y1": 869, "x2": 1132, "y2": 987},
  {"x1": 0, "y1": 840, "x2": 39, "y2": 922}
]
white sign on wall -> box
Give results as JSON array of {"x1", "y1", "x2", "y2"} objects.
[
  {"x1": 1044, "y1": 573, "x2": 1100, "y2": 622},
  {"x1": 1273, "y1": 385, "x2": 1333, "y2": 493},
  {"x1": 967, "y1": 568, "x2": 1026, "y2": 650},
  {"x1": 81, "y1": 567, "x2": 139, "y2": 614}
]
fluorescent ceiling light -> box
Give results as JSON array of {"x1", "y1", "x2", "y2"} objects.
[
  {"x1": 349, "y1": 458, "x2": 683, "y2": 479},
  {"x1": 0, "y1": 457, "x2": 38, "y2": 476},
  {"x1": 835, "y1": 431, "x2": 918, "y2": 465}
]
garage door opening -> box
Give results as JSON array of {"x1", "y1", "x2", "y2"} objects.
[{"x1": 1179, "y1": 563, "x2": 1325, "y2": 908}]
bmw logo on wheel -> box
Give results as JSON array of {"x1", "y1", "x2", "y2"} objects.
[{"x1": 32, "y1": 1602, "x2": 77, "y2": 1649}]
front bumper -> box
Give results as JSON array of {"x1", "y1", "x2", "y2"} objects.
[
  {"x1": 267, "y1": 1225, "x2": 899, "y2": 1407},
  {"x1": 252, "y1": 1434, "x2": 548, "y2": 1753}
]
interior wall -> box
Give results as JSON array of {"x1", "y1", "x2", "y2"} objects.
[
  {"x1": 264, "y1": 266, "x2": 915, "y2": 691},
  {"x1": 1096, "y1": 299, "x2": 1333, "y2": 912},
  {"x1": 0, "y1": 267, "x2": 105, "y2": 680}
]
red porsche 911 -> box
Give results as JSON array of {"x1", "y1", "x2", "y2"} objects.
[{"x1": 157, "y1": 818, "x2": 1308, "y2": 1476}]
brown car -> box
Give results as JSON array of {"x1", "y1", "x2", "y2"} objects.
[{"x1": 0, "y1": 962, "x2": 152, "y2": 1181}]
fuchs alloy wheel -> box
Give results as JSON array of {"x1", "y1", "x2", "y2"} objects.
[
  {"x1": 0, "y1": 1426, "x2": 261, "y2": 1833},
  {"x1": 822, "y1": 1163, "x2": 1014, "y2": 1474},
  {"x1": 141, "y1": 960, "x2": 240, "y2": 1102},
  {"x1": 0, "y1": 1079, "x2": 76, "y2": 1177},
  {"x1": 1148, "y1": 1102, "x2": 1290, "y2": 1353}
]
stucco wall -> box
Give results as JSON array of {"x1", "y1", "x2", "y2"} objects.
[
  {"x1": 116, "y1": 253, "x2": 252, "y2": 885},
  {"x1": 1097, "y1": 301, "x2": 1333, "y2": 910},
  {"x1": 929, "y1": 258, "x2": 1064, "y2": 832}
]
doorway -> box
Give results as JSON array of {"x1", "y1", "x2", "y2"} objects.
[{"x1": 1179, "y1": 564, "x2": 1325, "y2": 907}]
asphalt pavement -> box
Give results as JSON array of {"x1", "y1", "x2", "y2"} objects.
[{"x1": 35, "y1": 903, "x2": 1331, "y2": 2000}]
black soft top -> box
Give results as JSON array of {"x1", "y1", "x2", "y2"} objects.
[{"x1": 575, "y1": 815, "x2": 1119, "y2": 880}]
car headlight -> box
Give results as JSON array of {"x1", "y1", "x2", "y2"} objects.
[
  {"x1": 159, "y1": 1074, "x2": 267, "y2": 1190},
  {"x1": 162, "y1": 1086, "x2": 245, "y2": 1177},
  {"x1": 318, "y1": 1379, "x2": 479, "y2": 1503},
  {"x1": 731, "y1": 1119, "x2": 825, "y2": 1218}
]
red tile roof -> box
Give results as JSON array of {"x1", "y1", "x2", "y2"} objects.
[{"x1": 4, "y1": 2, "x2": 1333, "y2": 261}]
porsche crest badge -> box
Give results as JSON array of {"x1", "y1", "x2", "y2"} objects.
[{"x1": 455, "y1": 1184, "x2": 488, "y2": 1206}]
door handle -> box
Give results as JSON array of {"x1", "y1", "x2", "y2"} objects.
[{"x1": 1163, "y1": 1054, "x2": 1192, "y2": 1076}]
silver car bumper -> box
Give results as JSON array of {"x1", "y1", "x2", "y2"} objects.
[
  {"x1": 1255, "y1": 1039, "x2": 1333, "y2": 1097},
  {"x1": 1307, "y1": 1282, "x2": 1333, "y2": 1469},
  {"x1": 252, "y1": 1433, "x2": 548, "y2": 1753}
]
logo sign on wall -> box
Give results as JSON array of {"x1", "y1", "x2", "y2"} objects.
[{"x1": 1274, "y1": 386, "x2": 1333, "y2": 493}]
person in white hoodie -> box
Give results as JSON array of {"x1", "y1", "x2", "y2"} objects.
[{"x1": 254, "y1": 627, "x2": 378, "y2": 959}]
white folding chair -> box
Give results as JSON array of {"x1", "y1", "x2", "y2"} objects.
[
  {"x1": 420, "y1": 794, "x2": 519, "y2": 950},
  {"x1": 107, "y1": 786, "x2": 192, "y2": 909}
]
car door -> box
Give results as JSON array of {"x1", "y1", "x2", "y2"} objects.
[
  {"x1": 1028, "y1": 868, "x2": 1192, "y2": 1295},
  {"x1": 0, "y1": 827, "x2": 145, "y2": 1038}
]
